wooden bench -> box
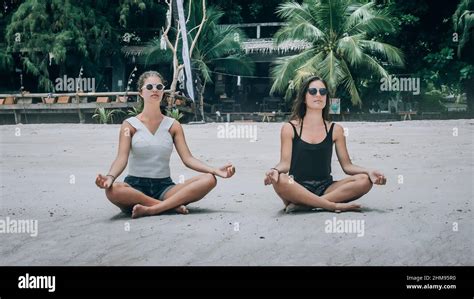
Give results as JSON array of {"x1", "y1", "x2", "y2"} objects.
[
  {"x1": 258, "y1": 112, "x2": 276, "y2": 122},
  {"x1": 398, "y1": 111, "x2": 417, "y2": 120}
]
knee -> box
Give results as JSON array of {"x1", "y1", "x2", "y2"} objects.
[
  {"x1": 105, "y1": 183, "x2": 123, "y2": 203},
  {"x1": 355, "y1": 174, "x2": 372, "y2": 192},
  {"x1": 203, "y1": 173, "x2": 217, "y2": 189},
  {"x1": 272, "y1": 174, "x2": 292, "y2": 195}
]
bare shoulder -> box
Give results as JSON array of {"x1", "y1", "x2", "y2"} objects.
[
  {"x1": 281, "y1": 122, "x2": 294, "y2": 138},
  {"x1": 121, "y1": 119, "x2": 136, "y2": 136},
  {"x1": 169, "y1": 119, "x2": 182, "y2": 136},
  {"x1": 289, "y1": 119, "x2": 301, "y2": 127},
  {"x1": 332, "y1": 123, "x2": 344, "y2": 140}
]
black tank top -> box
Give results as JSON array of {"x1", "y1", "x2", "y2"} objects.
[{"x1": 288, "y1": 119, "x2": 335, "y2": 182}]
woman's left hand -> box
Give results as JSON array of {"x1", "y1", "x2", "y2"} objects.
[
  {"x1": 368, "y1": 169, "x2": 386, "y2": 185},
  {"x1": 213, "y1": 163, "x2": 236, "y2": 178}
]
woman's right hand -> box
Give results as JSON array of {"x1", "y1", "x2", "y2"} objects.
[
  {"x1": 95, "y1": 174, "x2": 114, "y2": 189},
  {"x1": 264, "y1": 169, "x2": 279, "y2": 185},
  {"x1": 334, "y1": 202, "x2": 361, "y2": 212}
]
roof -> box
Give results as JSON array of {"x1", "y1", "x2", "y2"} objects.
[
  {"x1": 243, "y1": 38, "x2": 311, "y2": 54},
  {"x1": 122, "y1": 38, "x2": 312, "y2": 57}
]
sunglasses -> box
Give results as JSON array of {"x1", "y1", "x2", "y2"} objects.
[
  {"x1": 144, "y1": 83, "x2": 165, "y2": 91},
  {"x1": 307, "y1": 87, "x2": 328, "y2": 96}
]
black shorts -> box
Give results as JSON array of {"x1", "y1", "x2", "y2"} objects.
[
  {"x1": 298, "y1": 177, "x2": 335, "y2": 196},
  {"x1": 121, "y1": 175, "x2": 176, "y2": 214}
]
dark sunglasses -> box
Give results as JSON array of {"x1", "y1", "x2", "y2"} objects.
[
  {"x1": 307, "y1": 87, "x2": 328, "y2": 96},
  {"x1": 144, "y1": 83, "x2": 165, "y2": 91}
]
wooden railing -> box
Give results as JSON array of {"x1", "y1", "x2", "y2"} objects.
[{"x1": 0, "y1": 91, "x2": 194, "y2": 124}]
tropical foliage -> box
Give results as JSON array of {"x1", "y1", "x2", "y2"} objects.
[
  {"x1": 453, "y1": 0, "x2": 474, "y2": 59},
  {"x1": 144, "y1": 0, "x2": 254, "y2": 119},
  {"x1": 92, "y1": 107, "x2": 125, "y2": 124},
  {"x1": 166, "y1": 107, "x2": 184, "y2": 121},
  {"x1": 270, "y1": 0, "x2": 405, "y2": 106},
  {"x1": 5, "y1": 0, "x2": 118, "y2": 90}
]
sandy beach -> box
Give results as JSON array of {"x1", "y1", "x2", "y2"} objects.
[{"x1": 0, "y1": 119, "x2": 472, "y2": 266}]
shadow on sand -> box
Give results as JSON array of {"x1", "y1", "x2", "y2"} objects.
[{"x1": 109, "y1": 207, "x2": 236, "y2": 221}]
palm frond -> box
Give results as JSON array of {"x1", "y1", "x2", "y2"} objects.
[
  {"x1": 276, "y1": 1, "x2": 316, "y2": 24},
  {"x1": 337, "y1": 35, "x2": 364, "y2": 67},
  {"x1": 316, "y1": 51, "x2": 346, "y2": 93},
  {"x1": 143, "y1": 38, "x2": 173, "y2": 66},
  {"x1": 274, "y1": 21, "x2": 326, "y2": 45},
  {"x1": 359, "y1": 53, "x2": 389, "y2": 79},
  {"x1": 345, "y1": 1, "x2": 376, "y2": 30},
  {"x1": 211, "y1": 55, "x2": 254, "y2": 76},
  {"x1": 312, "y1": 0, "x2": 349, "y2": 35},
  {"x1": 347, "y1": 15, "x2": 395, "y2": 36},
  {"x1": 270, "y1": 48, "x2": 317, "y2": 95},
  {"x1": 339, "y1": 59, "x2": 362, "y2": 106},
  {"x1": 193, "y1": 59, "x2": 212, "y2": 84},
  {"x1": 358, "y1": 40, "x2": 405, "y2": 67}
]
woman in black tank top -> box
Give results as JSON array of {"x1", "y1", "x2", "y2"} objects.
[{"x1": 264, "y1": 76, "x2": 387, "y2": 213}]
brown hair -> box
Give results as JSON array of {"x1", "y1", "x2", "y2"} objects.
[
  {"x1": 136, "y1": 71, "x2": 165, "y2": 91},
  {"x1": 290, "y1": 76, "x2": 331, "y2": 123}
]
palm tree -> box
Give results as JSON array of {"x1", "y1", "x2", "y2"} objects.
[
  {"x1": 189, "y1": 2, "x2": 254, "y2": 118},
  {"x1": 453, "y1": 0, "x2": 474, "y2": 112},
  {"x1": 145, "y1": 0, "x2": 254, "y2": 120},
  {"x1": 453, "y1": 0, "x2": 473, "y2": 59},
  {"x1": 0, "y1": 49, "x2": 13, "y2": 71},
  {"x1": 271, "y1": 0, "x2": 404, "y2": 106}
]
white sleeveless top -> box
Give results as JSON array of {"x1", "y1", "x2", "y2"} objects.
[{"x1": 124, "y1": 116, "x2": 175, "y2": 178}]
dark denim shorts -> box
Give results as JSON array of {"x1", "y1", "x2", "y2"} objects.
[
  {"x1": 121, "y1": 175, "x2": 176, "y2": 214},
  {"x1": 298, "y1": 176, "x2": 335, "y2": 196}
]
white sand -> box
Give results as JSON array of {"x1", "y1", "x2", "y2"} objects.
[{"x1": 0, "y1": 120, "x2": 473, "y2": 265}]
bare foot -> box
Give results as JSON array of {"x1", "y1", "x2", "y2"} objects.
[
  {"x1": 285, "y1": 203, "x2": 314, "y2": 213},
  {"x1": 175, "y1": 205, "x2": 189, "y2": 215},
  {"x1": 132, "y1": 204, "x2": 149, "y2": 218},
  {"x1": 334, "y1": 202, "x2": 362, "y2": 213}
]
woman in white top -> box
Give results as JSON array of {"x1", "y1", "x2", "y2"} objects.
[{"x1": 95, "y1": 71, "x2": 235, "y2": 218}]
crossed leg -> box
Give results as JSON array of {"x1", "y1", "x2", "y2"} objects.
[
  {"x1": 271, "y1": 173, "x2": 372, "y2": 211},
  {"x1": 131, "y1": 173, "x2": 217, "y2": 218},
  {"x1": 105, "y1": 182, "x2": 188, "y2": 215},
  {"x1": 321, "y1": 173, "x2": 373, "y2": 203}
]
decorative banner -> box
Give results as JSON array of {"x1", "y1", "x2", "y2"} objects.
[
  {"x1": 329, "y1": 98, "x2": 340, "y2": 114},
  {"x1": 177, "y1": 0, "x2": 195, "y2": 102}
]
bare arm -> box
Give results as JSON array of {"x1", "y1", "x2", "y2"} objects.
[
  {"x1": 95, "y1": 121, "x2": 132, "y2": 189},
  {"x1": 334, "y1": 124, "x2": 386, "y2": 185},
  {"x1": 333, "y1": 124, "x2": 370, "y2": 175},
  {"x1": 264, "y1": 123, "x2": 294, "y2": 185},
  {"x1": 273, "y1": 122, "x2": 294, "y2": 173},
  {"x1": 170, "y1": 121, "x2": 235, "y2": 178}
]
